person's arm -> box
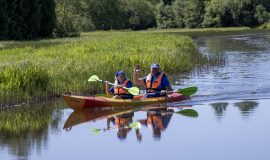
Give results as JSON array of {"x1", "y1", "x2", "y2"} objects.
[
  {"x1": 133, "y1": 65, "x2": 145, "y2": 86},
  {"x1": 105, "y1": 82, "x2": 110, "y2": 95},
  {"x1": 162, "y1": 75, "x2": 173, "y2": 92},
  {"x1": 106, "y1": 82, "x2": 114, "y2": 95}
]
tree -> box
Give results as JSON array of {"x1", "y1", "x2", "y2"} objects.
[
  {"x1": 124, "y1": 0, "x2": 156, "y2": 30},
  {"x1": 87, "y1": 0, "x2": 125, "y2": 30},
  {"x1": 255, "y1": 4, "x2": 270, "y2": 24},
  {"x1": 202, "y1": 0, "x2": 225, "y2": 27},
  {"x1": 173, "y1": 0, "x2": 185, "y2": 28},
  {"x1": 182, "y1": 0, "x2": 205, "y2": 28},
  {"x1": 156, "y1": 2, "x2": 178, "y2": 29},
  {"x1": 1, "y1": 0, "x2": 56, "y2": 40},
  {"x1": 0, "y1": 0, "x2": 9, "y2": 40},
  {"x1": 55, "y1": 0, "x2": 84, "y2": 37},
  {"x1": 39, "y1": 0, "x2": 56, "y2": 37}
]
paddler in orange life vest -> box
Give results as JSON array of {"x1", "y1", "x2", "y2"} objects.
[
  {"x1": 138, "y1": 108, "x2": 174, "y2": 140},
  {"x1": 107, "y1": 112, "x2": 142, "y2": 141},
  {"x1": 106, "y1": 70, "x2": 133, "y2": 99},
  {"x1": 133, "y1": 63, "x2": 173, "y2": 98}
]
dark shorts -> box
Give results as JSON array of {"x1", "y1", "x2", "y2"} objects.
[{"x1": 144, "y1": 92, "x2": 166, "y2": 98}]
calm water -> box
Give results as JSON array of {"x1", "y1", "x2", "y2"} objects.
[{"x1": 1, "y1": 33, "x2": 270, "y2": 160}]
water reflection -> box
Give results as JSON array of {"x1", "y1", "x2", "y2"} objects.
[
  {"x1": 107, "y1": 111, "x2": 141, "y2": 141},
  {"x1": 234, "y1": 101, "x2": 258, "y2": 117},
  {"x1": 210, "y1": 102, "x2": 229, "y2": 118},
  {"x1": 63, "y1": 105, "x2": 198, "y2": 141},
  {"x1": 0, "y1": 100, "x2": 65, "y2": 159},
  {"x1": 182, "y1": 33, "x2": 270, "y2": 101},
  {"x1": 137, "y1": 107, "x2": 174, "y2": 140}
]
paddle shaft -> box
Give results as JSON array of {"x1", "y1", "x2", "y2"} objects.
[{"x1": 97, "y1": 79, "x2": 130, "y2": 90}]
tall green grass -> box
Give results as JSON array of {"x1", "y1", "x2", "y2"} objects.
[{"x1": 0, "y1": 31, "x2": 220, "y2": 105}]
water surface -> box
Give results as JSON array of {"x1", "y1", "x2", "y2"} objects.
[{"x1": 1, "y1": 33, "x2": 270, "y2": 160}]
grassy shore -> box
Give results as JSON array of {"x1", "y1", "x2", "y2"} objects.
[
  {"x1": 144, "y1": 27, "x2": 270, "y2": 37},
  {"x1": 0, "y1": 29, "x2": 246, "y2": 106}
]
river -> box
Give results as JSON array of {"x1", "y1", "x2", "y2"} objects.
[{"x1": 1, "y1": 32, "x2": 270, "y2": 160}]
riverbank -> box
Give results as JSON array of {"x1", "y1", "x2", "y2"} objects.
[
  {"x1": 144, "y1": 27, "x2": 270, "y2": 37},
  {"x1": 2, "y1": 27, "x2": 268, "y2": 106},
  {"x1": 0, "y1": 31, "x2": 218, "y2": 106}
]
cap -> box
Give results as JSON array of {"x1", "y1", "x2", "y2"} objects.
[
  {"x1": 151, "y1": 63, "x2": 160, "y2": 69},
  {"x1": 115, "y1": 70, "x2": 125, "y2": 76}
]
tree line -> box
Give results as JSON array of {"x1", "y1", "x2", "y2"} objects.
[{"x1": 1, "y1": 0, "x2": 270, "y2": 40}]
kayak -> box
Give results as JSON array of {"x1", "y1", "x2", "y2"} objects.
[
  {"x1": 63, "y1": 93, "x2": 186, "y2": 110},
  {"x1": 63, "y1": 106, "x2": 140, "y2": 129}
]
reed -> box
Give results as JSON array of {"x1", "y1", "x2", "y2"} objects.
[{"x1": 0, "y1": 31, "x2": 222, "y2": 105}]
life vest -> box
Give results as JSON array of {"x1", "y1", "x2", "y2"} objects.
[
  {"x1": 114, "y1": 79, "x2": 130, "y2": 95},
  {"x1": 146, "y1": 72, "x2": 164, "y2": 93},
  {"x1": 147, "y1": 114, "x2": 164, "y2": 130},
  {"x1": 115, "y1": 116, "x2": 132, "y2": 129}
]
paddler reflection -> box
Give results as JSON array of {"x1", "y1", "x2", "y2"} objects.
[
  {"x1": 138, "y1": 107, "x2": 174, "y2": 140},
  {"x1": 107, "y1": 111, "x2": 142, "y2": 141}
]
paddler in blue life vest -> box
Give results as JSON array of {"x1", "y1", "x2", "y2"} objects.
[
  {"x1": 133, "y1": 63, "x2": 173, "y2": 98},
  {"x1": 106, "y1": 70, "x2": 133, "y2": 99}
]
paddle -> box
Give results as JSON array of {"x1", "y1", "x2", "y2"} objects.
[
  {"x1": 91, "y1": 121, "x2": 141, "y2": 134},
  {"x1": 172, "y1": 86, "x2": 198, "y2": 96},
  {"x1": 95, "y1": 86, "x2": 197, "y2": 98},
  {"x1": 145, "y1": 86, "x2": 198, "y2": 97},
  {"x1": 88, "y1": 75, "x2": 140, "y2": 96},
  {"x1": 176, "y1": 109, "x2": 198, "y2": 117}
]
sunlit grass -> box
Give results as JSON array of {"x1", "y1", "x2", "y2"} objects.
[
  {"x1": 144, "y1": 27, "x2": 270, "y2": 37},
  {"x1": 0, "y1": 31, "x2": 222, "y2": 105}
]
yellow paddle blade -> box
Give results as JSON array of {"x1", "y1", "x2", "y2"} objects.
[
  {"x1": 127, "y1": 87, "x2": 140, "y2": 96},
  {"x1": 88, "y1": 75, "x2": 100, "y2": 82}
]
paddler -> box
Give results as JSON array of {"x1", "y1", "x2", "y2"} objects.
[
  {"x1": 133, "y1": 63, "x2": 173, "y2": 98},
  {"x1": 106, "y1": 70, "x2": 133, "y2": 99}
]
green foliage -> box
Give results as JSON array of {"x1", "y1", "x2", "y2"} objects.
[
  {"x1": 255, "y1": 4, "x2": 270, "y2": 24},
  {"x1": 39, "y1": 0, "x2": 56, "y2": 37},
  {"x1": 124, "y1": 0, "x2": 156, "y2": 30},
  {"x1": 202, "y1": 0, "x2": 225, "y2": 27},
  {"x1": 0, "y1": 0, "x2": 9, "y2": 40},
  {"x1": 0, "y1": 31, "x2": 217, "y2": 105},
  {"x1": 203, "y1": 0, "x2": 269, "y2": 28},
  {"x1": 156, "y1": 2, "x2": 178, "y2": 29},
  {"x1": 0, "y1": 0, "x2": 56, "y2": 40},
  {"x1": 173, "y1": 0, "x2": 185, "y2": 28},
  {"x1": 182, "y1": 0, "x2": 205, "y2": 28},
  {"x1": 87, "y1": 0, "x2": 126, "y2": 30},
  {"x1": 0, "y1": 62, "x2": 50, "y2": 97},
  {"x1": 54, "y1": 0, "x2": 83, "y2": 37}
]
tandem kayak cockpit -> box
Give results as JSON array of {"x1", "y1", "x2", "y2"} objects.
[{"x1": 63, "y1": 93, "x2": 187, "y2": 110}]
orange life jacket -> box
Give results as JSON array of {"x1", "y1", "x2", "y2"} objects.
[
  {"x1": 146, "y1": 72, "x2": 164, "y2": 93},
  {"x1": 114, "y1": 79, "x2": 129, "y2": 95},
  {"x1": 147, "y1": 114, "x2": 164, "y2": 129},
  {"x1": 115, "y1": 116, "x2": 132, "y2": 129}
]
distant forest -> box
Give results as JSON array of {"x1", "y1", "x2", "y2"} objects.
[{"x1": 1, "y1": 0, "x2": 270, "y2": 40}]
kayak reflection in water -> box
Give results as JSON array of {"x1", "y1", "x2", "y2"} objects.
[
  {"x1": 106, "y1": 70, "x2": 133, "y2": 99},
  {"x1": 107, "y1": 112, "x2": 142, "y2": 141},
  {"x1": 138, "y1": 108, "x2": 174, "y2": 140},
  {"x1": 133, "y1": 63, "x2": 173, "y2": 98}
]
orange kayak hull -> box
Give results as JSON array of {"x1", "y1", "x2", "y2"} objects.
[{"x1": 63, "y1": 93, "x2": 186, "y2": 110}]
